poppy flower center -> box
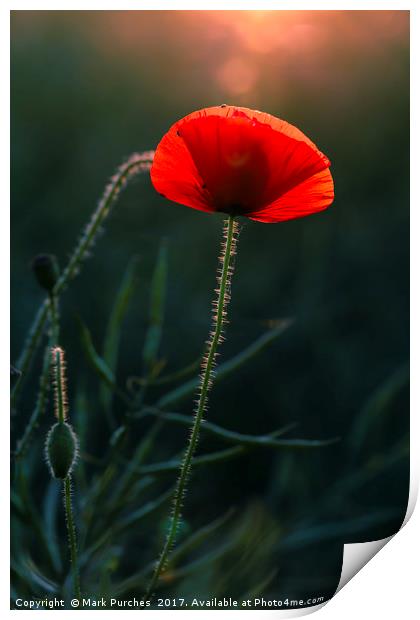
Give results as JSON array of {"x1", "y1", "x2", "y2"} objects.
[{"x1": 178, "y1": 115, "x2": 271, "y2": 215}]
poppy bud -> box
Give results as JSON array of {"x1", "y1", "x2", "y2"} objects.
[
  {"x1": 45, "y1": 421, "x2": 78, "y2": 479},
  {"x1": 32, "y1": 254, "x2": 59, "y2": 293}
]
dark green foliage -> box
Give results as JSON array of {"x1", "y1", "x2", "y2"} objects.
[
  {"x1": 101, "y1": 257, "x2": 140, "y2": 415},
  {"x1": 143, "y1": 241, "x2": 168, "y2": 376}
]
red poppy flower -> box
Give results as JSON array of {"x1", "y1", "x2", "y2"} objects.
[{"x1": 151, "y1": 105, "x2": 334, "y2": 223}]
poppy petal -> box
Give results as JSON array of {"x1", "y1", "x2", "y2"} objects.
[
  {"x1": 247, "y1": 120, "x2": 331, "y2": 209},
  {"x1": 150, "y1": 122, "x2": 214, "y2": 214},
  {"x1": 248, "y1": 168, "x2": 334, "y2": 223}
]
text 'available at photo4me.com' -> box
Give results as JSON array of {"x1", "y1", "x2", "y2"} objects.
[{"x1": 14, "y1": 595, "x2": 326, "y2": 610}]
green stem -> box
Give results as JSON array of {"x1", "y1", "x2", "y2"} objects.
[
  {"x1": 64, "y1": 476, "x2": 81, "y2": 600},
  {"x1": 11, "y1": 152, "x2": 154, "y2": 407},
  {"x1": 145, "y1": 215, "x2": 238, "y2": 600},
  {"x1": 14, "y1": 461, "x2": 58, "y2": 574}
]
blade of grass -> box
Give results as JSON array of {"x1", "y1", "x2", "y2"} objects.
[
  {"x1": 115, "y1": 529, "x2": 237, "y2": 596},
  {"x1": 350, "y1": 363, "x2": 409, "y2": 455},
  {"x1": 123, "y1": 434, "x2": 339, "y2": 476},
  {"x1": 142, "y1": 240, "x2": 168, "y2": 376},
  {"x1": 160, "y1": 537, "x2": 238, "y2": 584},
  {"x1": 101, "y1": 256, "x2": 140, "y2": 417},
  {"x1": 14, "y1": 341, "x2": 52, "y2": 459},
  {"x1": 157, "y1": 321, "x2": 293, "y2": 409},
  {"x1": 132, "y1": 447, "x2": 245, "y2": 475},
  {"x1": 81, "y1": 427, "x2": 159, "y2": 544},
  {"x1": 25, "y1": 558, "x2": 60, "y2": 594},
  {"x1": 11, "y1": 558, "x2": 59, "y2": 595},
  {"x1": 15, "y1": 463, "x2": 58, "y2": 577},
  {"x1": 280, "y1": 509, "x2": 400, "y2": 550},
  {"x1": 138, "y1": 408, "x2": 297, "y2": 448},
  {"x1": 132, "y1": 355, "x2": 202, "y2": 388},
  {"x1": 43, "y1": 481, "x2": 63, "y2": 575},
  {"x1": 73, "y1": 380, "x2": 90, "y2": 494},
  {"x1": 114, "y1": 487, "x2": 173, "y2": 534},
  {"x1": 77, "y1": 317, "x2": 131, "y2": 410},
  {"x1": 295, "y1": 436, "x2": 409, "y2": 530},
  {"x1": 105, "y1": 477, "x2": 156, "y2": 524},
  {"x1": 114, "y1": 562, "x2": 153, "y2": 595},
  {"x1": 240, "y1": 569, "x2": 278, "y2": 600},
  {"x1": 81, "y1": 487, "x2": 173, "y2": 564},
  {"x1": 11, "y1": 301, "x2": 50, "y2": 410},
  {"x1": 106, "y1": 421, "x2": 163, "y2": 515},
  {"x1": 169, "y1": 509, "x2": 235, "y2": 566},
  {"x1": 11, "y1": 567, "x2": 39, "y2": 600}
]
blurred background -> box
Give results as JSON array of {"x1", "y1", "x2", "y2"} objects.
[{"x1": 11, "y1": 10, "x2": 409, "y2": 606}]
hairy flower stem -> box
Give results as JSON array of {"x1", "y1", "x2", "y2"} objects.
[
  {"x1": 64, "y1": 476, "x2": 81, "y2": 600},
  {"x1": 145, "y1": 215, "x2": 239, "y2": 600},
  {"x1": 11, "y1": 152, "x2": 154, "y2": 408}
]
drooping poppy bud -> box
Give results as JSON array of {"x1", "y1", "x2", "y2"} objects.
[
  {"x1": 45, "y1": 421, "x2": 78, "y2": 480},
  {"x1": 32, "y1": 254, "x2": 60, "y2": 293}
]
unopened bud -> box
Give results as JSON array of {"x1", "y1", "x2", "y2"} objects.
[
  {"x1": 32, "y1": 254, "x2": 59, "y2": 293},
  {"x1": 45, "y1": 422, "x2": 78, "y2": 479}
]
